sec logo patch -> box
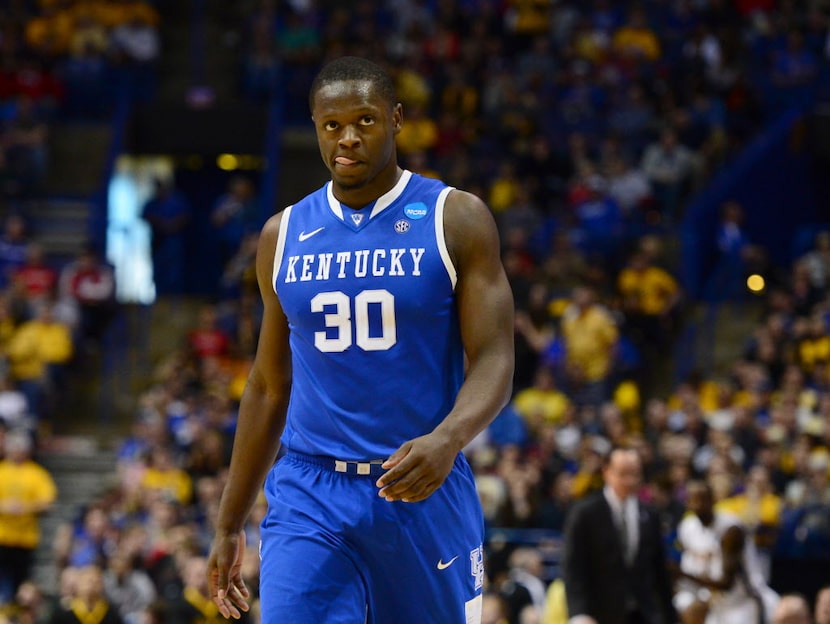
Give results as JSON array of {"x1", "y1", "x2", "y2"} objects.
[{"x1": 394, "y1": 220, "x2": 410, "y2": 233}]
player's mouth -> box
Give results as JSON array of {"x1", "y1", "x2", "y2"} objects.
[{"x1": 334, "y1": 156, "x2": 361, "y2": 167}]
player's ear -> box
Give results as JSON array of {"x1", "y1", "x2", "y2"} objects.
[{"x1": 392, "y1": 103, "x2": 403, "y2": 135}]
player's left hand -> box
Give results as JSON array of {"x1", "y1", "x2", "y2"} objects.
[{"x1": 376, "y1": 433, "x2": 457, "y2": 502}]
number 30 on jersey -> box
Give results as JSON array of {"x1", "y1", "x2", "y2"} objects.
[{"x1": 310, "y1": 289, "x2": 396, "y2": 352}]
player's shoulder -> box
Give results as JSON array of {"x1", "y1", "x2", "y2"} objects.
[
  {"x1": 257, "y1": 204, "x2": 294, "y2": 256},
  {"x1": 443, "y1": 188, "x2": 498, "y2": 251},
  {"x1": 261, "y1": 208, "x2": 286, "y2": 239},
  {"x1": 444, "y1": 187, "x2": 490, "y2": 220}
]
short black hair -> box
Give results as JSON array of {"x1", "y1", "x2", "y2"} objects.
[{"x1": 309, "y1": 56, "x2": 397, "y2": 111}]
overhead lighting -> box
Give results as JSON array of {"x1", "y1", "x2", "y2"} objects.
[
  {"x1": 217, "y1": 154, "x2": 239, "y2": 170},
  {"x1": 747, "y1": 274, "x2": 765, "y2": 293}
]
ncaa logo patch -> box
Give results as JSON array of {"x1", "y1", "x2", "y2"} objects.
[
  {"x1": 394, "y1": 219, "x2": 410, "y2": 233},
  {"x1": 403, "y1": 202, "x2": 428, "y2": 219}
]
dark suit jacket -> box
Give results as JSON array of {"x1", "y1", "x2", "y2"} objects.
[{"x1": 562, "y1": 492, "x2": 677, "y2": 624}]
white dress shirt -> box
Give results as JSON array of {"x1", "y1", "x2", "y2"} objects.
[{"x1": 604, "y1": 486, "x2": 639, "y2": 564}]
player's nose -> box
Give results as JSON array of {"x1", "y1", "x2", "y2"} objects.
[{"x1": 339, "y1": 124, "x2": 361, "y2": 147}]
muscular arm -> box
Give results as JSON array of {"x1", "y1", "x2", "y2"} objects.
[
  {"x1": 208, "y1": 213, "x2": 292, "y2": 617},
  {"x1": 376, "y1": 189, "x2": 514, "y2": 502},
  {"x1": 434, "y1": 189, "x2": 515, "y2": 451}
]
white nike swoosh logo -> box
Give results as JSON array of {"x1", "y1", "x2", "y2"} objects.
[
  {"x1": 437, "y1": 556, "x2": 459, "y2": 570},
  {"x1": 298, "y1": 227, "x2": 325, "y2": 242}
]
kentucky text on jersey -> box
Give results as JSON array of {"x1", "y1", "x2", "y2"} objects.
[{"x1": 283, "y1": 248, "x2": 426, "y2": 282}]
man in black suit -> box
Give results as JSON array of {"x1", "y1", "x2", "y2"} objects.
[{"x1": 563, "y1": 446, "x2": 678, "y2": 624}]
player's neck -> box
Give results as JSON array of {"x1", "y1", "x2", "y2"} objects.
[{"x1": 333, "y1": 166, "x2": 404, "y2": 210}]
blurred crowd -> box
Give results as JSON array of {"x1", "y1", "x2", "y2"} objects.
[
  {"x1": 0, "y1": 213, "x2": 117, "y2": 432},
  {"x1": 0, "y1": 0, "x2": 161, "y2": 200},
  {"x1": 0, "y1": 0, "x2": 829, "y2": 623}
]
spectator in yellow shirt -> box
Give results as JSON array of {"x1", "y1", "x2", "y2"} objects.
[
  {"x1": 24, "y1": 8, "x2": 74, "y2": 57},
  {"x1": 569, "y1": 436, "x2": 607, "y2": 499},
  {"x1": 618, "y1": 249, "x2": 681, "y2": 391},
  {"x1": 395, "y1": 103, "x2": 438, "y2": 156},
  {"x1": 506, "y1": 0, "x2": 552, "y2": 38},
  {"x1": 797, "y1": 313, "x2": 830, "y2": 374},
  {"x1": 0, "y1": 429, "x2": 57, "y2": 603},
  {"x1": 560, "y1": 285, "x2": 618, "y2": 407},
  {"x1": 139, "y1": 446, "x2": 192, "y2": 506},
  {"x1": 5, "y1": 301, "x2": 74, "y2": 421},
  {"x1": 716, "y1": 464, "x2": 783, "y2": 581},
  {"x1": 512, "y1": 366, "x2": 571, "y2": 434},
  {"x1": 488, "y1": 162, "x2": 521, "y2": 214},
  {"x1": 49, "y1": 563, "x2": 124, "y2": 624},
  {"x1": 0, "y1": 295, "x2": 18, "y2": 353},
  {"x1": 97, "y1": 0, "x2": 160, "y2": 28},
  {"x1": 618, "y1": 250, "x2": 680, "y2": 319},
  {"x1": 611, "y1": 7, "x2": 661, "y2": 62}
]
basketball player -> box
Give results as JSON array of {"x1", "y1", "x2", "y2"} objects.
[
  {"x1": 675, "y1": 481, "x2": 778, "y2": 624},
  {"x1": 206, "y1": 56, "x2": 515, "y2": 623}
]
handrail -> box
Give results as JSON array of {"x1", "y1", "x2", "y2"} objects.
[{"x1": 486, "y1": 527, "x2": 563, "y2": 546}]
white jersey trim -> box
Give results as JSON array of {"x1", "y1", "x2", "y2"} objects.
[
  {"x1": 325, "y1": 183, "x2": 343, "y2": 220},
  {"x1": 272, "y1": 204, "x2": 293, "y2": 293},
  {"x1": 325, "y1": 170, "x2": 413, "y2": 221},
  {"x1": 435, "y1": 186, "x2": 456, "y2": 289},
  {"x1": 370, "y1": 169, "x2": 412, "y2": 218}
]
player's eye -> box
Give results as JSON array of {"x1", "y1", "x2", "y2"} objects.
[
  {"x1": 323, "y1": 121, "x2": 339, "y2": 131},
  {"x1": 359, "y1": 116, "x2": 375, "y2": 126}
]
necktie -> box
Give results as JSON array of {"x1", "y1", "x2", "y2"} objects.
[{"x1": 619, "y1": 503, "x2": 632, "y2": 565}]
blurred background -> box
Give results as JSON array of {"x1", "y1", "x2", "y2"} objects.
[{"x1": 0, "y1": 0, "x2": 829, "y2": 622}]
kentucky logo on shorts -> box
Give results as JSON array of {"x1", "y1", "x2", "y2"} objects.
[{"x1": 470, "y1": 545, "x2": 484, "y2": 590}]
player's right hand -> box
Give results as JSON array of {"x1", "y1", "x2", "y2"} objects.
[
  {"x1": 207, "y1": 529, "x2": 251, "y2": 619},
  {"x1": 376, "y1": 432, "x2": 457, "y2": 502}
]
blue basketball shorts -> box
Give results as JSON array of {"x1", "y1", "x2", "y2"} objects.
[{"x1": 259, "y1": 450, "x2": 485, "y2": 623}]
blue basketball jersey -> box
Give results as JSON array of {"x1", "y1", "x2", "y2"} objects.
[{"x1": 273, "y1": 170, "x2": 464, "y2": 459}]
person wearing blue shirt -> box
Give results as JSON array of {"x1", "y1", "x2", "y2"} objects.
[{"x1": 141, "y1": 177, "x2": 192, "y2": 296}]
